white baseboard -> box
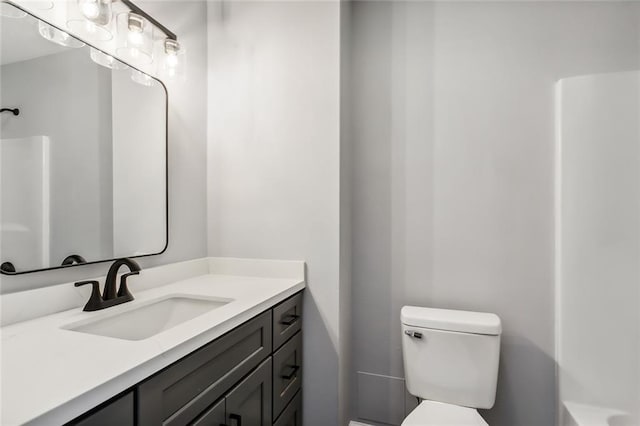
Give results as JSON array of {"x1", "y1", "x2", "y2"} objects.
[{"x1": 349, "y1": 422, "x2": 374, "y2": 426}]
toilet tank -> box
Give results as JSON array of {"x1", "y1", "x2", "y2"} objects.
[{"x1": 401, "y1": 306, "x2": 502, "y2": 409}]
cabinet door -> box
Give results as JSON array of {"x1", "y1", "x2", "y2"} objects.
[
  {"x1": 138, "y1": 312, "x2": 272, "y2": 426},
  {"x1": 273, "y1": 391, "x2": 302, "y2": 426},
  {"x1": 225, "y1": 358, "x2": 272, "y2": 426},
  {"x1": 192, "y1": 399, "x2": 225, "y2": 426}
]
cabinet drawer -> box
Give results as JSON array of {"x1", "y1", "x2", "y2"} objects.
[
  {"x1": 273, "y1": 391, "x2": 302, "y2": 426},
  {"x1": 137, "y1": 311, "x2": 272, "y2": 426},
  {"x1": 272, "y1": 331, "x2": 302, "y2": 420},
  {"x1": 273, "y1": 292, "x2": 303, "y2": 350},
  {"x1": 68, "y1": 392, "x2": 134, "y2": 426}
]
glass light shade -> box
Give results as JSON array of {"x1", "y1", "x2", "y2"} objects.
[
  {"x1": 116, "y1": 12, "x2": 153, "y2": 65},
  {"x1": 90, "y1": 48, "x2": 128, "y2": 70},
  {"x1": 162, "y1": 38, "x2": 186, "y2": 81},
  {"x1": 20, "y1": 1, "x2": 54, "y2": 10},
  {"x1": 77, "y1": 0, "x2": 111, "y2": 25},
  {"x1": 38, "y1": 21, "x2": 85, "y2": 48},
  {"x1": 0, "y1": 3, "x2": 27, "y2": 18},
  {"x1": 131, "y1": 69, "x2": 156, "y2": 87},
  {"x1": 66, "y1": 18, "x2": 112, "y2": 41}
]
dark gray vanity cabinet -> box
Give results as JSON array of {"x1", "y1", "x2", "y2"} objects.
[
  {"x1": 273, "y1": 391, "x2": 302, "y2": 426},
  {"x1": 191, "y1": 399, "x2": 225, "y2": 426},
  {"x1": 273, "y1": 293, "x2": 302, "y2": 350},
  {"x1": 191, "y1": 358, "x2": 273, "y2": 426},
  {"x1": 224, "y1": 357, "x2": 273, "y2": 425},
  {"x1": 137, "y1": 311, "x2": 273, "y2": 425},
  {"x1": 272, "y1": 332, "x2": 302, "y2": 420},
  {"x1": 68, "y1": 392, "x2": 134, "y2": 426},
  {"x1": 67, "y1": 291, "x2": 303, "y2": 426}
]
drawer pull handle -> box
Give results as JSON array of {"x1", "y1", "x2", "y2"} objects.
[
  {"x1": 229, "y1": 413, "x2": 242, "y2": 426},
  {"x1": 280, "y1": 364, "x2": 300, "y2": 380},
  {"x1": 280, "y1": 314, "x2": 300, "y2": 326}
]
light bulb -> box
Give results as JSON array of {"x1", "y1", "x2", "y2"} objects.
[
  {"x1": 128, "y1": 30, "x2": 143, "y2": 45},
  {"x1": 162, "y1": 38, "x2": 185, "y2": 81},
  {"x1": 68, "y1": 0, "x2": 113, "y2": 41},
  {"x1": 81, "y1": 1, "x2": 99, "y2": 19},
  {"x1": 164, "y1": 39, "x2": 181, "y2": 68},
  {"x1": 166, "y1": 54, "x2": 178, "y2": 67},
  {"x1": 76, "y1": 0, "x2": 111, "y2": 25},
  {"x1": 116, "y1": 12, "x2": 153, "y2": 65}
]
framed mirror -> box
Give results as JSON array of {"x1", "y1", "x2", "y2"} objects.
[{"x1": 0, "y1": 2, "x2": 168, "y2": 274}]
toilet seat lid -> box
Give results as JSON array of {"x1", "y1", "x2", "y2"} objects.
[{"x1": 401, "y1": 401, "x2": 489, "y2": 426}]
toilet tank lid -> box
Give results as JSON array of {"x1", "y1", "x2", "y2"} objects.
[{"x1": 401, "y1": 306, "x2": 502, "y2": 335}]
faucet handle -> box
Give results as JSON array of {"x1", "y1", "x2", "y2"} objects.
[
  {"x1": 117, "y1": 271, "x2": 138, "y2": 300},
  {"x1": 74, "y1": 280, "x2": 103, "y2": 312}
]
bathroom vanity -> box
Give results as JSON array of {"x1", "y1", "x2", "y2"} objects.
[
  {"x1": 73, "y1": 292, "x2": 303, "y2": 426},
  {"x1": 0, "y1": 258, "x2": 305, "y2": 426},
  {"x1": 0, "y1": 4, "x2": 306, "y2": 425}
]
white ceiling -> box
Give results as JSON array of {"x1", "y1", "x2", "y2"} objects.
[{"x1": 1, "y1": 5, "x2": 71, "y2": 66}]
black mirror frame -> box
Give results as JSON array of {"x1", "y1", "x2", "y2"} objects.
[{"x1": 0, "y1": 1, "x2": 169, "y2": 275}]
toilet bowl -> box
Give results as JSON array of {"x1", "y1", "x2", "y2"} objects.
[
  {"x1": 402, "y1": 401, "x2": 488, "y2": 426},
  {"x1": 400, "y1": 306, "x2": 502, "y2": 426}
]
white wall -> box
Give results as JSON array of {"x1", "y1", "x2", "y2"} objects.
[
  {"x1": 1, "y1": 1, "x2": 208, "y2": 293},
  {"x1": 206, "y1": 2, "x2": 343, "y2": 424},
  {"x1": 347, "y1": 2, "x2": 640, "y2": 426},
  {"x1": 557, "y1": 71, "x2": 640, "y2": 422}
]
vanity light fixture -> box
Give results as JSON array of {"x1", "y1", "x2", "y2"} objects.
[
  {"x1": 67, "y1": 0, "x2": 113, "y2": 41},
  {"x1": 163, "y1": 38, "x2": 185, "y2": 79},
  {"x1": 116, "y1": 11, "x2": 153, "y2": 64},
  {"x1": 78, "y1": 0, "x2": 111, "y2": 25},
  {"x1": 90, "y1": 47, "x2": 128, "y2": 70},
  {"x1": 61, "y1": 0, "x2": 185, "y2": 80},
  {"x1": 120, "y1": 0, "x2": 184, "y2": 80},
  {"x1": 38, "y1": 21, "x2": 85, "y2": 48}
]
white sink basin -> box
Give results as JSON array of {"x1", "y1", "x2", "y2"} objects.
[{"x1": 64, "y1": 295, "x2": 232, "y2": 341}]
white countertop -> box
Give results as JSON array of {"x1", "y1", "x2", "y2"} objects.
[{"x1": 0, "y1": 257, "x2": 305, "y2": 426}]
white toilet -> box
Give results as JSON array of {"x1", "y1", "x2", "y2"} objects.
[{"x1": 401, "y1": 306, "x2": 502, "y2": 426}]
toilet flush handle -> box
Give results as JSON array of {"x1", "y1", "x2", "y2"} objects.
[{"x1": 404, "y1": 330, "x2": 423, "y2": 339}]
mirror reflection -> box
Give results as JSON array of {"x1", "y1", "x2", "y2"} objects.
[{"x1": 0, "y1": 3, "x2": 167, "y2": 274}]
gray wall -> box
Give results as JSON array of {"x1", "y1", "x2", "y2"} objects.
[
  {"x1": 347, "y1": 2, "x2": 640, "y2": 426},
  {"x1": 1, "y1": 49, "x2": 114, "y2": 268},
  {"x1": 1, "y1": 1, "x2": 208, "y2": 293},
  {"x1": 206, "y1": 2, "x2": 343, "y2": 425},
  {"x1": 339, "y1": 1, "x2": 353, "y2": 425},
  {"x1": 111, "y1": 69, "x2": 166, "y2": 258}
]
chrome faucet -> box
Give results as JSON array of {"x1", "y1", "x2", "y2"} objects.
[{"x1": 74, "y1": 258, "x2": 140, "y2": 311}]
